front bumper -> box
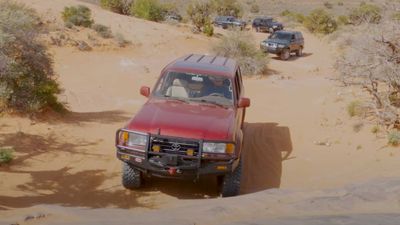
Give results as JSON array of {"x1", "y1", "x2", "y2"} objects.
[
  {"x1": 260, "y1": 44, "x2": 284, "y2": 54},
  {"x1": 116, "y1": 149, "x2": 237, "y2": 179}
]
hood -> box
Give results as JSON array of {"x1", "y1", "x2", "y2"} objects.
[
  {"x1": 266, "y1": 38, "x2": 289, "y2": 45},
  {"x1": 126, "y1": 99, "x2": 235, "y2": 141},
  {"x1": 271, "y1": 21, "x2": 283, "y2": 26}
]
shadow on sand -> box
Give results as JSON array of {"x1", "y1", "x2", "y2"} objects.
[
  {"x1": 0, "y1": 168, "x2": 151, "y2": 209},
  {"x1": 136, "y1": 122, "x2": 293, "y2": 198},
  {"x1": 240, "y1": 122, "x2": 293, "y2": 194}
]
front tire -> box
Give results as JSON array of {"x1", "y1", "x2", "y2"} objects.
[
  {"x1": 280, "y1": 48, "x2": 290, "y2": 60},
  {"x1": 122, "y1": 162, "x2": 143, "y2": 189},
  {"x1": 221, "y1": 159, "x2": 242, "y2": 197},
  {"x1": 269, "y1": 27, "x2": 274, "y2": 33}
]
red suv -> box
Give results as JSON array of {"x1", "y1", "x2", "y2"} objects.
[{"x1": 115, "y1": 54, "x2": 250, "y2": 197}]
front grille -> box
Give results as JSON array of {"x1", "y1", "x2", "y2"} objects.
[{"x1": 150, "y1": 136, "x2": 200, "y2": 156}]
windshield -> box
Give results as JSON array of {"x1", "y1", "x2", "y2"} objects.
[
  {"x1": 153, "y1": 71, "x2": 234, "y2": 107},
  {"x1": 269, "y1": 32, "x2": 291, "y2": 40}
]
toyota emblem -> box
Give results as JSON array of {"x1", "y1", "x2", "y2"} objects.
[{"x1": 171, "y1": 143, "x2": 181, "y2": 151}]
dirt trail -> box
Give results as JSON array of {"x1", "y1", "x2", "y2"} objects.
[{"x1": 1, "y1": 0, "x2": 400, "y2": 224}]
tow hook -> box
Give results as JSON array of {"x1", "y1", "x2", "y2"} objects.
[{"x1": 168, "y1": 167, "x2": 177, "y2": 175}]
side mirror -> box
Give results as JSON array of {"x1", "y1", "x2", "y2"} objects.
[
  {"x1": 140, "y1": 86, "x2": 150, "y2": 97},
  {"x1": 238, "y1": 97, "x2": 250, "y2": 108}
]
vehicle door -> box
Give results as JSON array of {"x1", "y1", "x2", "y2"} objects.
[
  {"x1": 234, "y1": 68, "x2": 245, "y2": 129},
  {"x1": 290, "y1": 33, "x2": 298, "y2": 50}
]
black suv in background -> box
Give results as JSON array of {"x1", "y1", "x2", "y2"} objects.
[
  {"x1": 252, "y1": 17, "x2": 283, "y2": 33},
  {"x1": 260, "y1": 30, "x2": 304, "y2": 60},
  {"x1": 213, "y1": 16, "x2": 246, "y2": 30}
]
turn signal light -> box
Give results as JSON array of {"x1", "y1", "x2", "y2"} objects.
[
  {"x1": 216, "y1": 165, "x2": 227, "y2": 170},
  {"x1": 152, "y1": 145, "x2": 160, "y2": 152},
  {"x1": 186, "y1": 149, "x2": 194, "y2": 156},
  {"x1": 226, "y1": 144, "x2": 235, "y2": 154},
  {"x1": 122, "y1": 131, "x2": 129, "y2": 145}
]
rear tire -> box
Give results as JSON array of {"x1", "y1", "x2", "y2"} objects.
[
  {"x1": 122, "y1": 162, "x2": 143, "y2": 189},
  {"x1": 296, "y1": 47, "x2": 303, "y2": 57},
  {"x1": 280, "y1": 49, "x2": 290, "y2": 60},
  {"x1": 221, "y1": 159, "x2": 242, "y2": 197}
]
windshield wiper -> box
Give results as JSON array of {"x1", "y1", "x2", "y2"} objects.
[
  {"x1": 190, "y1": 98, "x2": 228, "y2": 108},
  {"x1": 163, "y1": 95, "x2": 189, "y2": 104}
]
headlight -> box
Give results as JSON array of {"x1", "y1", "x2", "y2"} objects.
[
  {"x1": 277, "y1": 44, "x2": 286, "y2": 48},
  {"x1": 203, "y1": 142, "x2": 235, "y2": 154},
  {"x1": 119, "y1": 131, "x2": 148, "y2": 147},
  {"x1": 128, "y1": 132, "x2": 147, "y2": 146}
]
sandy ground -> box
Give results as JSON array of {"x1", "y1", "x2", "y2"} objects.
[{"x1": 1, "y1": 0, "x2": 400, "y2": 224}]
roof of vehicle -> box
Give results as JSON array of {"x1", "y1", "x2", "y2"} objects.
[
  {"x1": 163, "y1": 54, "x2": 238, "y2": 78},
  {"x1": 274, "y1": 30, "x2": 302, "y2": 34},
  {"x1": 253, "y1": 17, "x2": 273, "y2": 20}
]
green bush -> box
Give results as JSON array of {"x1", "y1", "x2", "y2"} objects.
[
  {"x1": 0, "y1": 1, "x2": 65, "y2": 113},
  {"x1": 347, "y1": 100, "x2": 363, "y2": 117},
  {"x1": 92, "y1": 24, "x2": 113, "y2": 38},
  {"x1": 114, "y1": 32, "x2": 131, "y2": 47},
  {"x1": 349, "y1": 3, "x2": 381, "y2": 25},
  {"x1": 100, "y1": 0, "x2": 133, "y2": 15},
  {"x1": 0, "y1": 148, "x2": 14, "y2": 165},
  {"x1": 212, "y1": 30, "x2": 268, "y2": 76},
  {"x1": 392, "y1": 12, "x2": 400, "y2": 21},
  {"x1": 280, "y1": 10, "x2": 305, "y2": 23},
  {"x1": 203, "y1": 20, "x2": 214, "y2": 36},
  {"x1": 337, "y1": 15, "x2": 350, "y2": 26},
  {"x1": 130, "y1": 0, "x2": 164, "y2": 22},
  {"x1": 303, "y1": 9, "x2": 337, "y2": 34},
  {"x1": 187, "y1": 1, "x2": 213, "y2": 32},
  {"x1": 211, "y1": 0, "x2": 242, "y2": 17},
  {"x1": 250, "y1": 3, "x2": 260, "y2": 13},
  {"x1": 388, "y1": 130, "x2": 400, "y2": 146},
  {"x1": 324, "y1": 1, "x2": 333, "y2": 9},
  {"x1": 62, "y1": 5, "x2": 94, "y2": 27}
]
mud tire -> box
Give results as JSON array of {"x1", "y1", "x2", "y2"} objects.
[
  {"x1": 122, "y1": 162, "x2": 143, "y2": 189},
  {"x1": 280, "y1": 48, "x2": 290, "y2": 60},
  {"x1": 296, "y1": 47, "x2": 303, "y2": 57},
  {"x1": 221, "y1": 159, "x2": 242, "y2": 197}
]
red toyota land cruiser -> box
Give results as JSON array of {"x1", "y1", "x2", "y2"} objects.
[{"x1": 115, "y1": 54, "x2": 250, "y2": 197}]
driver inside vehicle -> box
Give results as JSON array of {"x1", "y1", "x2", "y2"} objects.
[{"x1": 202, "y1": 76, "x2": 232, "y2": 99}]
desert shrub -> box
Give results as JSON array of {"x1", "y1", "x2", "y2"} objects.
[
  {"x1": 303, "y1": 9, "x2": 337, "y2": 34},
  {"x1": 212, "y1": 30, "x2": 268, "y2": 76},
  {"x1": 100, "y1": 0, "x2": 133, "y2": 15},
  {"x1": 388, "y1": 130, "x2": 400, "y2": 146},
  {"x1": 347, "y1": 100, "x2": 363, "y2": 117},
  {"x1": 392, "y1": 12, "x2": 400, "y2": 21},
  {"x1": 92, "y1": 23, "x2": 113, "y2": 38},
  {"x1": 0, "y1": 1, "x2": 65, "y2": 113},
  {"x1": 337, "y1": 1, "x2": 344, "y2": 6},
  {"x1": 335, "y1": 21, "x2": 400, "y2": 128},
  {"x1": 0, "y1": 147, "x2": 14, "y2": 165},
  {"x1": 324, "y1": 1, "x2": 333, "y2": 9},
  {"x1": 349, "y1": 3, "x2": 381, "y2": 25},
  {"x1": 371, "y1": 125, "x2": 380, "y2": 134},
  {"x1": 250, "y1": 3, "x2": 260, "y2": 13},
  {"x1": 211, "y1": 0, "x2": 242, "y2": 17},
  {"x1": 130, "y1": 0, "x2": 165, "y2": 22},
  {"x1": 114, "y1": 32, "x2": 131, "y2": 47},
  {"x1": 203, "y1": 20, "x2": 214, "y2": 36},
  {"x1": 62, "y1": 5, "x2": 94, "y2": 27},
  {"x1": 187, "y1": 1, "x2": 213, "y2": 32},
  {"x1": 280, "y1": 10, "x2": 305, "y2": 23},
  {"x1": 337, "y1": 15, "x2": 350, "y2": 26}
]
